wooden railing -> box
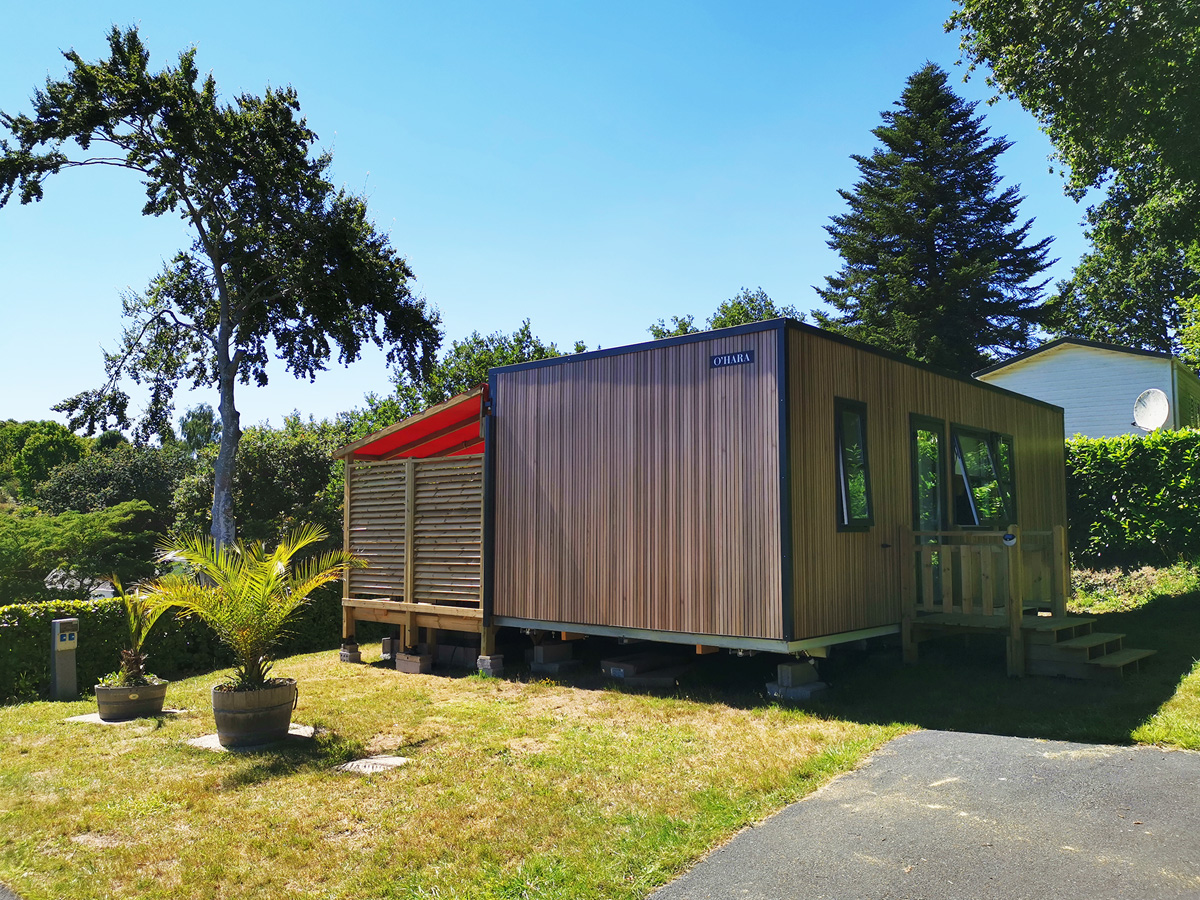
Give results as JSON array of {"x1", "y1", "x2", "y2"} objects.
[{"x1": 901, "y1": 524, "x2": 1069, "y2": 676}]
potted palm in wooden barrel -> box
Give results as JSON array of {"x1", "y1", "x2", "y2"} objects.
[
  {"x1": 145, "y1": 524, "x2": 364, "y2": 748},
  {"x1": 95, "y1": 578, "x2": 169, "y2": 721}
]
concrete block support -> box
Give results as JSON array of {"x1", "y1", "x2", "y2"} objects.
[
  {"x1": 477, "y1": 654, "x2": 504, "y2": 677},
  {"x1": 777, "y1": 661, "x2": 819, "y2": 687},
  {"x1": 532, "y1": 641, "x2": 575, "y2": 664},
  {"x1": 339, "y1": 642, "x2": 362, "y2": 664},
  {"x1": 766, "y1": 681, "x2": 829, "y2": 701},
  {"x1": 395, "y1": 653, "x2": 433, "y2": 674}
]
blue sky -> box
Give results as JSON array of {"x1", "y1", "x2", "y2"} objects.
[{"x1": 0, "y1": 1, "x2": 1091, "y2": 430}]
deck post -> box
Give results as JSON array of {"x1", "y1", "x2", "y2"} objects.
[
  {"x1": 403, "y1": 459, "x2": 416, "y2": 604},
  {"x1": 480, "y1": 625, "x2": 498, "y2": 656},
  {"x1": 339, "y1": 604, "x2": 361, "y2": 663},
  {"x1": 1006, "y1": 524, "x2": 1025, "y2": 677},
  {"x1": 340, "y1": 455, "x2": 360, "y2": 662},
  {"x1": 900, "y1": 525, "x2": 919, "y2": 664},
  {"x1": 1052, "y1": 524, "x2": 1069, "y2": 618}
]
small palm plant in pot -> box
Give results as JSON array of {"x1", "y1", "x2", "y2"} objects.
[
  {"x1": 95, "y1": 577, "x2": 170, "y2": 721},
  {"x1": 144, "y1": 524, "x2": 364, "y2": 748}
]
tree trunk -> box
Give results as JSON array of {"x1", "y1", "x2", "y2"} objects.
[{"x1": 211, "y1": 363, "x2": 241, "y2": 547}]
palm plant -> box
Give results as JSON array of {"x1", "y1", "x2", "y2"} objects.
[
  {"x1": 103, "y1": 575, "x2": 168, "y2": 686},
  {"x1": 144, "y1": 524, "x2": 364, "y2": 690}
]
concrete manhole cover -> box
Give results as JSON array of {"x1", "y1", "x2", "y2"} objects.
[{"x1": 336, "y1": 755, "x2": 411, "y2": 774}]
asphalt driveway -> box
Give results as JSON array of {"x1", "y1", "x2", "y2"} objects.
[{"x1": 653, "y1": 730, "x2": 1200, "y2": 900}]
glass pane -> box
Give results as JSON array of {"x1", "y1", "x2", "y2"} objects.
[
  {"x1": 914, "y1": 428, "x2": 941, "y2": 531},
  {"x1": 840, "y1": 409, "x2": 869, "y2": 523},
  {"x1": 997, "y1": 435, "x2": 1013, "y2": 485},
  {"x1": 955, "y1": 432, "x2": 1008, "y2": 524}
]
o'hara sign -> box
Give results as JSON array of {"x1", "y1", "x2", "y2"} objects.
[{"x1": 710, "y1": 349, "x2": 755, "y2": 369}]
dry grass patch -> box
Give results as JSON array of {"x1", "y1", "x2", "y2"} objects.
[{"x1": 0, "y1": 648, "x2": 899, "y2": 900}]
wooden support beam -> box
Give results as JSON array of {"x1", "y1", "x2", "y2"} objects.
[
  {"x1": 403, "y1": 459, "x2": 416, "y2": 604},
  {"x1": 695, "y1": 645, "x2": 719, "y2": 655},
  {"x1": 900, "y1": 525, "x2": 918, "y2": 665},
  {"x1": 1006, "y1": 524, "x2": 1026, "y2": 677},
  {"x1": 480, "y1": 625, "x2": 498, "y2": 656},
  {"x1": 1052, "y1": 524, "x2": 1069, "y2": 618}
]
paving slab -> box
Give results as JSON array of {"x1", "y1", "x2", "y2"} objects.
[
  {"x1": 65, "y1": 709, "x2": 186, "y2": 725},
  {"x1": 653, "y1": 730, "x2": 1200, "y2": 900},
  {"x1": 187, "y1": 723, "x2": 318, "y2": 752}
]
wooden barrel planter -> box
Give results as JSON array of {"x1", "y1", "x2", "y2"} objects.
[
  {"x1": 94, "y1": 681, "x2": 169, "y2": 721},
  {"x1": 211, "y1": 679, "x2": 297, "y2": 748}
]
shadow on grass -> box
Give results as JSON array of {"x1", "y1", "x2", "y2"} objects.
[
  {"x1": 509, "y1": 589, "x2": 1200, "y2": 747},
  {"x1": 810, "y1": 588, "x2": 1200, "y2": 745},
  {"x1": 193, "y1": 723, "x2": 367, "y2": 790}
]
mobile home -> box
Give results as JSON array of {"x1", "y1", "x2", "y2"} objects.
[{"x1": 337, "y1": 320, "x2": 1117, "y2": 677}]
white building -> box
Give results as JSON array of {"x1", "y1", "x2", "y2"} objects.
[{"x1": 974, "y1": 338, "x2": 1200, "y2": 439}]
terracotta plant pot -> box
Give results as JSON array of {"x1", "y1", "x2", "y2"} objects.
[
  {"x1": 211, "y1": 679, "x2": 298, "y2": 748},
  {"x1": 94, "y1": 681, "x2": 169, "y2": 722}
]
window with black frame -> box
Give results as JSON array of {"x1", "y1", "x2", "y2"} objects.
[
  {"x1": 951, "y1": 426, "x2": 1015, "y2": 526},
  {"x1": 835, "y1": 399, "x2": 873, "y2": 529}
]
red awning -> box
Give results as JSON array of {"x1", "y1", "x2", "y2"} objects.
[{"x1": 334, "y1": 384, "x2": 487, "y2": 460}]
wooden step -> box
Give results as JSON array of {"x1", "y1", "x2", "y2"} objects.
[
  {"x1": 1090, "y1": 647, "x2": 1156, "y2": 672},
  {"x1": 1054, "y1": 631, "x2": 1124, "y2": 650},
  {"x1": 1051, "y1": 628, "x2": 1123, "y2": 657},
  {"x1": 913, "y1": 612, "x2": 1013, "y2": 631},
  {"x1": 1022, "y1": 615, "x2": 1097, "y2": 644}
]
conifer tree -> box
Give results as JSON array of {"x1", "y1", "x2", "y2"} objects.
[{"x1": 814, "y1": 63, "x2": 1053, "y2": 374}]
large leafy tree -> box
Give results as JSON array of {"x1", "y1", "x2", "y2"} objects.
[
  {"x1": 950, "y1": 1, "x2": 1200, "y2": 354},
  {"x1": 346, "y1": 320, "x2": 575, "y2": 437},
  {"x1": 36, "y1": 443, "x2": 194, "y2": 534},
  {"x1": 648, "y1": 287, "x2": 803, "y2": 339},
  {"x1": 0, "y1": 27, "x2": 440, "y2": 545},
  {"x1": 814, "y1": 63, "x2": 1053, "y2": 374}
]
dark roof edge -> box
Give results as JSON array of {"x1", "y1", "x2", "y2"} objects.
[
  {"x1": 973, "y1": 336, "x2": 1173, "y2": 377},
  {"x1": 488, "y1": 318, "x2": 786, "y2": 375},
  {"x1": 491, "y1": 318, "x2": 1063, "y2": 414}
]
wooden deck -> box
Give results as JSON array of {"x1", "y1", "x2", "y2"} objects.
[{"x1": 902, "y1": 527, "x2": 1154, "y2": 678}]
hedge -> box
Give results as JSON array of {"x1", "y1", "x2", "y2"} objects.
[
  {"x1": 1067, "y1": 429, "x2": 1200, "y2": 568},
  {"x1": 0, "y1": 584, "x2": 345, "y2": 702}
]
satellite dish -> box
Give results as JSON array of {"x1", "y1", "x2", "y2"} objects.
[{"x1": 1133, "y1": 388, "x2": 1171, "y2": 431}]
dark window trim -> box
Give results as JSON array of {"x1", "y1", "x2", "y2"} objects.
[
  {"x1": 835, "y1": 397, "x2": 873, "y2": 531},
  {"x1": 950, "y1": 424, "x2": 1016, "y2": 528},
  {"x1": 910, "y1": 414, "x2": 946, "y2": 533}
]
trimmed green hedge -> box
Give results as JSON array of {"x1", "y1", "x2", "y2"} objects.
[
  {"x1": 0, "y1": 585, "x2": 344, "y2": 702},
  {"x1": 1067, "y1": 429, "x2": 1200, "y2": 568}
]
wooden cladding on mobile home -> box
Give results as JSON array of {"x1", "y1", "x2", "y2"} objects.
[
  {"x1": 491, "y1": 329, "x2": 785, "y2": 638},
  {"x1": 339, "y1": 319, "x2": 1067, "y2": 652},
  {"x1": 488, "y1": 320, "x2": 1065, "y2": 647},
  {"x1": 786, "y1": 327, "x2": 1066, "y2": 639}
]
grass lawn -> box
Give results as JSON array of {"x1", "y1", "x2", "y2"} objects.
[
  {"x1": 2, "y1": 563, "x2": 1197, "y2": 900},
  {"x1": 0, "y1": 648, "x2": 901, "y2": 900}
]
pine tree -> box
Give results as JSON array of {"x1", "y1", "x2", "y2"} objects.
[{"x1": 814, "y1": 63, "x2": 1054, "y2": 374}]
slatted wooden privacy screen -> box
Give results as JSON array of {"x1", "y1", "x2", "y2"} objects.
[{"x1": 345, "y1": 455, "x2": 484, "y2": 607}]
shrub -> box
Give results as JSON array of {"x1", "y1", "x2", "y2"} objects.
[
  {"x1": 0, "y1": 586, "x2": 346, "y2": 702},
  {"x1": 1066, "y1": 429, "x2": 1200, "y2": 567},
  {"x1": 0, "y1": 501, "x2": 159, "y2": 605},
  {"x1": 37, "y1": 444, "x2": 194, "y2": 533}
]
